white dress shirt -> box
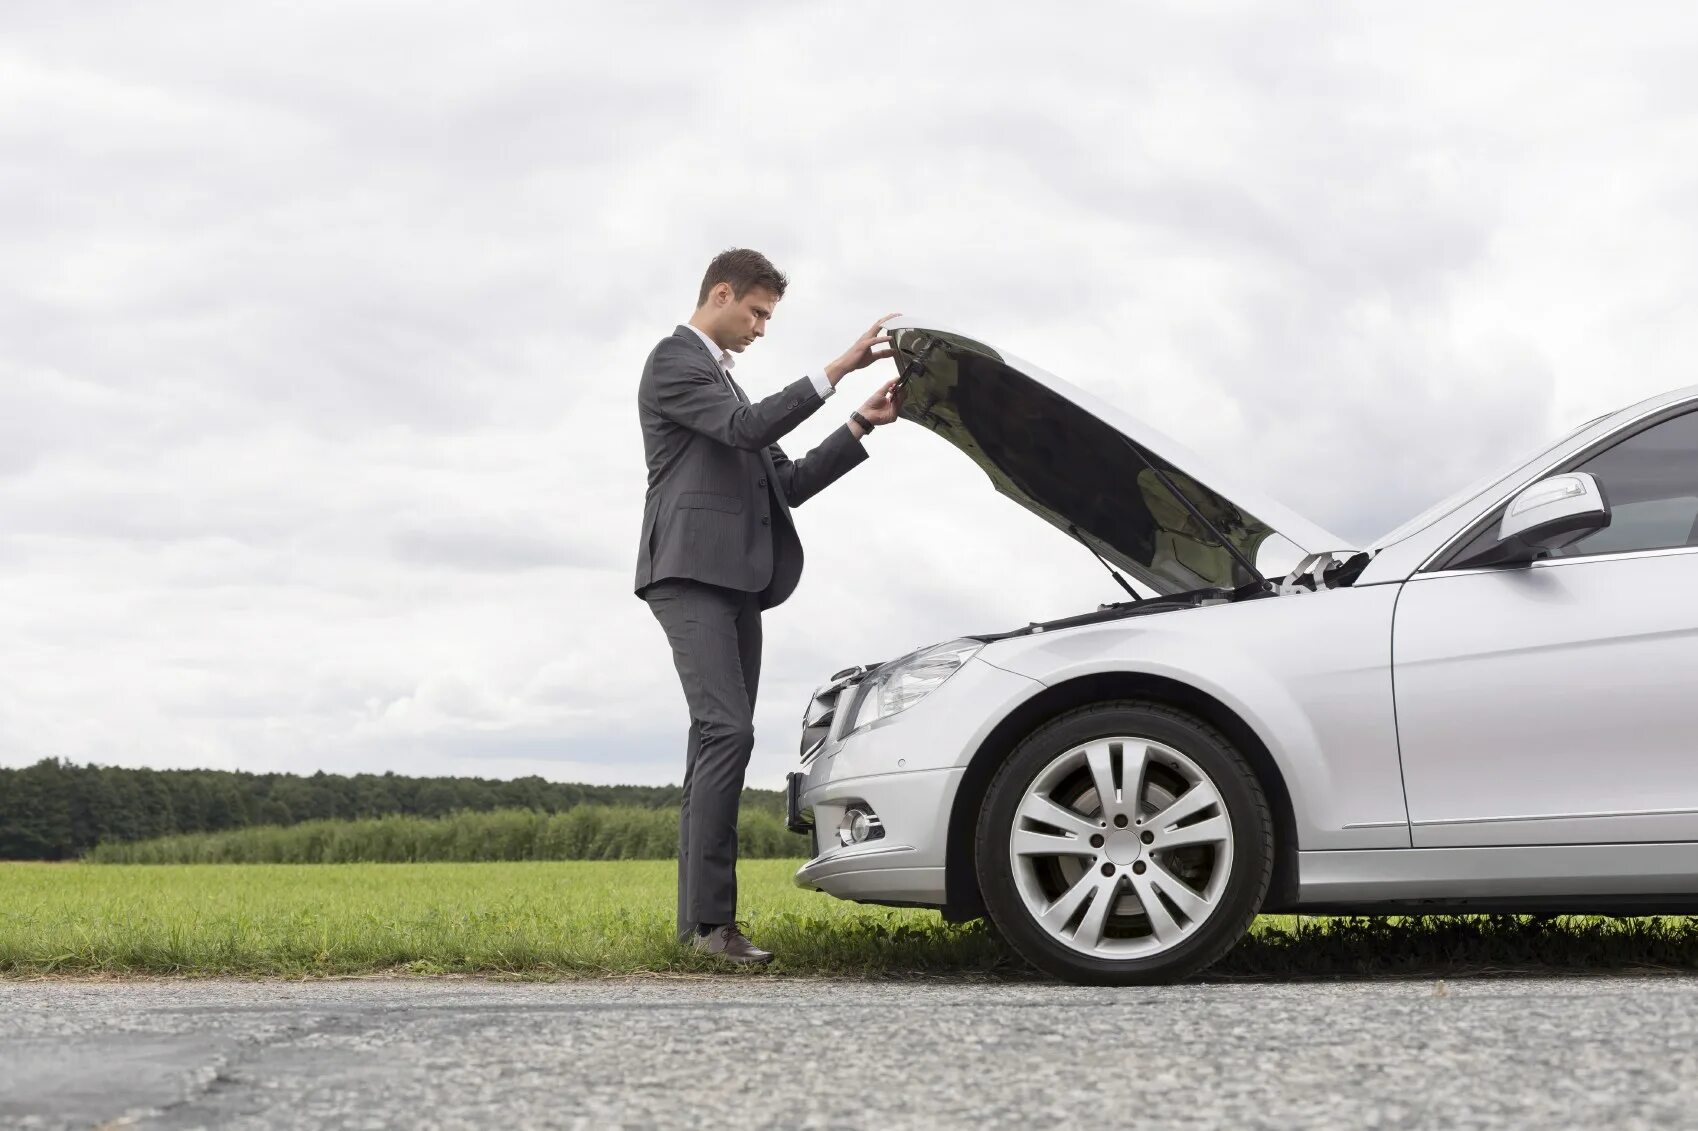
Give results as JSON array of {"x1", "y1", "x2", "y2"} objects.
[{"x1": 685, "y1": 324, "x2": 834, "y2": 402}]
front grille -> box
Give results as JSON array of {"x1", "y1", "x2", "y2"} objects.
[
  {"x1": 799, "y1": 663, "x2": 879, "y2": 760},
  {"x1": 785, "y1": 771, "x2": 813, "y2": 835},
  {"x1": 799, "y1": 695, "x2": 837, "y2": 757}
]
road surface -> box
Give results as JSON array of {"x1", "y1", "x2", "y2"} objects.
[{"x1": 3, "y1": 976, "x2": 1696, "y2": 1128}]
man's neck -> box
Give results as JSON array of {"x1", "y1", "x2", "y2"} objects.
[{"x1": 686, "y1": 316, "x2": 723, "y2": 352}]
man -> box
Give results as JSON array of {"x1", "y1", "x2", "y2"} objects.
[{"x1": 634, "y1": 248, "x2": 903, "y2": 964}]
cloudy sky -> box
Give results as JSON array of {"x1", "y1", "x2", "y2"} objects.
[{"x1": 5, "y1": 2, "x2": 1698, "y2": 789}]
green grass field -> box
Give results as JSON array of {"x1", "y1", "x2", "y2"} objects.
[
  {"x1": 0, "y1": 859, "x2": 1003, "y2": 977},
  {"x1": 6, "y1": 860, "x2": 1698, "y2": 980}
]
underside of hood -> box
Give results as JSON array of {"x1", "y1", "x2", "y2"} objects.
[{"x1": 890, "y1": 322, "x2": 1352, "y2": 596}]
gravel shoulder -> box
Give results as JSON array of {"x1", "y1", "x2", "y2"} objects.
[{"x1": 4, "y1": 975, "x2": 1697, "y2": 1129}]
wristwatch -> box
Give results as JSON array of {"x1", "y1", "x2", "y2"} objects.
[{"x1": 850, "y1": 410, "x2": 875, "y2": 433}]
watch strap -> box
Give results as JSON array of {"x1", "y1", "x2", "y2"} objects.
[{"x1": 850, "y1": 410, "x2": 875, "y2": 433}]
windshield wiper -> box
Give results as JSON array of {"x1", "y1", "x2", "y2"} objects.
[{"x1": 1067, "y1": 524, "x2": 1142, "y2": 603}]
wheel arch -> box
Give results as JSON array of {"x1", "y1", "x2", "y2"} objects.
[{"x1": 941, "y1": 671, "x2": 1301, "y2": 921}]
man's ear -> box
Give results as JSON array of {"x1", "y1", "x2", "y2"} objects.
[{"x1": 712, "y1": 282, "x2": 732, "y2": 307}]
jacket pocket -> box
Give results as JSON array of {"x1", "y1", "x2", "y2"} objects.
[{"x1": 677, "y1": 490, "x2": 743, "y2": 514}]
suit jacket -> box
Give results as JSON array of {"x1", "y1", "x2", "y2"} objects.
[{"x1": 634, "y1": 325, "x2": 869, "y2": 609}]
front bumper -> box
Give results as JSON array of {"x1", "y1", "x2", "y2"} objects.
[
  {"x1": 791, "y1": 766, "x2": 960, "y2": 905},
  {"x1": 787, "y1": 655, "x2": 1041, "y2": 908}
]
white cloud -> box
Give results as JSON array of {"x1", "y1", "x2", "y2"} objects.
[{"x1": 4, "y1": 1, "x2": 1698, "y2": 788}]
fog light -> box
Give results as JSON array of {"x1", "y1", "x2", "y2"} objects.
[{"x1": 836, "y1": 805, "x2": 884, "y2": 847}]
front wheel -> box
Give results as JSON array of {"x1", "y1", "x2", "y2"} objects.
[{"x1": 975, "y1": 701, "x2": 1273, "y2": 985}]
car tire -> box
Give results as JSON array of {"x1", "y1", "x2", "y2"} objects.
[{"x1": 975, "y1": 700, "x2": 1273, "y2": 985}]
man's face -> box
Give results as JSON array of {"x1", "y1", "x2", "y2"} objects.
[{"x1": 710, "y1": 285, "x2": 780, "y2": 353}]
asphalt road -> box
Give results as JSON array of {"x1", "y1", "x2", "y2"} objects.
[{"x1": 4, "y1": 976, "x2": 1697, "y2": 1129}]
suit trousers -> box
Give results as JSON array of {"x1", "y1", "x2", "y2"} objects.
[{"x1": 644, "y1": 578, "x2": 763, "y2": 939}]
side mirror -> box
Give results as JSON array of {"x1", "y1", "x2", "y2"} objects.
[{"x1": 1456, "y1": 472, "x2": 1611, "y2": 568}]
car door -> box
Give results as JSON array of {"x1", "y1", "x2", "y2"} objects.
[{"x1": 1392, "y1": 406, "x2": 1698, "y2": 847}]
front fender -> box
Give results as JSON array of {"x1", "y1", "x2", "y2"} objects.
[{"x1": 976, "y1": 587, "x2": 1410, "y2": 850}]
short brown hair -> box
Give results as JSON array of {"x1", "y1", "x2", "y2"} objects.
[{"x1": 696, "y1": 248, "x2": 787, "y2": 307}]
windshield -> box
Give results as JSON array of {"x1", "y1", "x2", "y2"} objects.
[{"x1": 1369, "y1": 412, "x2": 1611, "y2": 551}]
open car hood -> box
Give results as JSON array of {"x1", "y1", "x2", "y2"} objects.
[{"x1": 890, "y1": 321, "x2": 1353, "y2": 596}]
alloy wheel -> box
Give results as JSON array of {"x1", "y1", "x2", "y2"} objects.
[{"x1": 1007, "y1": 736, "x2": 1234, "y2": 958}]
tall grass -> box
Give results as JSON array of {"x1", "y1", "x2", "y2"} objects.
[{"x1": 84, "y1": 806, "x2": 807, "y2": 865}]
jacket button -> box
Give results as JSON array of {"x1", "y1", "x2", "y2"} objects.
[
  {"x1": 787, "y1": 400, "x2": 799, "y2": 410},
  {"x1": 757, "y1": 477, "x2": 768, "y2": 488},
  {"x1": 761, "y1": 516, "x2": 771, "y2": 526}
]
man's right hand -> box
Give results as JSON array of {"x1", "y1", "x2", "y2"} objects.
[{"x1": 824, "y1": 313, "x2": 901, "y2": 386}]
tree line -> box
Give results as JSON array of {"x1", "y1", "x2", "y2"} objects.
[
  {"x1": 85, "y1": 806, "x2": 807, "y2": 864},
  {"x1": 0, "y1": 758, "x2": 790, "y2": 860}
]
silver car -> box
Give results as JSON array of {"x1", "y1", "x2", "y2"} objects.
[{"x1": 787, "y1": 319, "x2": 1698, "y2": 984}]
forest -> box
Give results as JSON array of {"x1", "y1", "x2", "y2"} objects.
[{"x1": 0, "y1": 758, "x2": 787, "y2": 860}]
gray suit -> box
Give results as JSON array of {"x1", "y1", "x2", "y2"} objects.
[{"x1": 635, "y1": 325, "x2": 868, "y2": 936}]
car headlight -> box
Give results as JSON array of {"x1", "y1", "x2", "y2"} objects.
[{"x1": 849, "y1": 639, "x2": 983, "y2": 731}]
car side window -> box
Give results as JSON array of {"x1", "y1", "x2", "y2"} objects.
[
  {"x1": 1444, "y1": 408, "x2": 1698, "y2": 566},
  {"x1": 1557, "y1": 409, "x2": 1698, "y2": 558}
]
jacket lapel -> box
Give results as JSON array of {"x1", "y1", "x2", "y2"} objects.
[
  {"x1": 725, "y1": 373, "x2": 789, "y2": 507},
  {"x1": 725, "y1": 372, "x2": 750, "y2": 406},
  {"x1": 675, "y1": 327, "x2": 789, "y2": 508},
  {"x1": 678, "y1": 326, "x2": 743, "y2": 397}
]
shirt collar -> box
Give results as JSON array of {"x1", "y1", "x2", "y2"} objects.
[{"x1": 684, "y1": 324, "x2": 734, "y2": 373}]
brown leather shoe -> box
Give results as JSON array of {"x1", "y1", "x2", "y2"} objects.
[{"x1": 691, "y1": 923, "x2": 774, "y2": 966}]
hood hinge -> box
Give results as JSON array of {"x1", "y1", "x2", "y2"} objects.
[{"x1": 1277, "y1": 551, "x2": 1371, "y2": 595}]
